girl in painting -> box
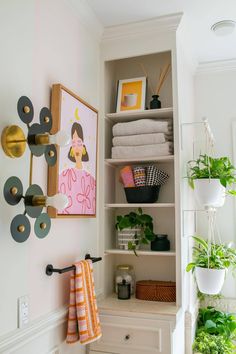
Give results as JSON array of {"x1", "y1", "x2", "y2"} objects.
[{"x1": 59, "y1": 122, "x2": 96, "y2": 215}]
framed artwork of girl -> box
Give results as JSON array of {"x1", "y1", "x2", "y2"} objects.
[{"x1": 48, "y1": 84, "x2": 98, "y2": 217}]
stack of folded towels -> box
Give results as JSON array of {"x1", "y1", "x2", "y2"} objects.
[
  {"x1": 120, "y1": 165, "x2": 169, "y2": 188},
  {"x1": 112, "y1": 119, "x2": 173, "y2": 159}
]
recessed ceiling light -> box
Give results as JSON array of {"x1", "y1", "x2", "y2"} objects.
[{"x1": 211, "y1": 20, "x2": 236, "y2": 36}]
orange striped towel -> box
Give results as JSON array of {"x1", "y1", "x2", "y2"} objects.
[{"x1": 66, "y1": 260, "x2": 102, "y2": 345}]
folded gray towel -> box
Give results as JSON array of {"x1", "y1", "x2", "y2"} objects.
[
  {"x1": 112, "y1": 142, "x2": 173, "y2": 159},
  {"x1": 112, "y1": 132, "x2": 173, "y2": 146},
  {"x1": 113, "y1": 119, "x2": 173, "y2": 137}
]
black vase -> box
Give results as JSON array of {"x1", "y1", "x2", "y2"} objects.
[
  {"x1": 151, "y1": 234, "x2": 170, "y2": 251},
  {"x1": 150, "y1": 95, "x2": 161, "y2": 109}
]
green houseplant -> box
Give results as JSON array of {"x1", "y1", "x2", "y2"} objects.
[
  {"x1": 187, "y1": 154, "x2": 236, "y2": 207},
  {"x1": 186, "y1": 236, "x2": 236, "y2": 294},
  {"x1": 115, "y1": 208, "x2": 155, "y2": 254}
]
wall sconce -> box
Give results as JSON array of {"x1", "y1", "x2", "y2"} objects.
[
  {"x1": 1, "y1": 96, "x2": 69, "y2": 242},
  {"x1": 1, "y1": 96, "x2": 70, "y2": 165}
]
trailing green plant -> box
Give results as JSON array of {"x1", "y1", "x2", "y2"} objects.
[
  {"x1": 186, "y1": 236, "x2": 236, "y2": 273},
  {"x1": 197, "y1": 290, "x2": 222, "y2": 302},
  {"x1": 187, "y1": 154, "x2": 236, "y2": 195},
  {"x1": 115, "y1": 208, "x2": 155, "y2": 254},
  {"x1": 193, "y1": 331, "x2": 235, "y2": 354}
]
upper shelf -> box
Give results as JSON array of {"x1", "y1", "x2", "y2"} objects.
[
  {"x1": 105, "y1": 155, "x2": 174, "y2": 166},
  {"x1": 106, "y1": 107, "x2": 173, "y2": 123}
]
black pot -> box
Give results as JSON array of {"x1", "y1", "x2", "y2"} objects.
[
  {"x1": 150, "y1": 95, "x2": 161, "y2": 109},
  {"x1": 151, "y1": 234, "x2": 170, "y2": 251},
  {"x1": 124, "y1": 186, "x2": 161, "y2": 203}
]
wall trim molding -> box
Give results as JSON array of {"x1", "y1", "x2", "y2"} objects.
[
  {"x1": 0, "y1": 306, "x2": 68, "y2": 353},
  {"x1": 102, "y1": 13, "x2": 183, "y2": 42},
  {"x1": 196, "y1": 58, "x2": 236, "y2": 74}
]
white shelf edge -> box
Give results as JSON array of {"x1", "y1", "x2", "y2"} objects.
[
  {"x1": 105, "y1": 203, "x2": 175, "y2": 208},
  {"x1": 105, "y1": 249, "x2": 176, "y2": 256},
  {"x1": 105, "y1": 155, "x2": 174, "y2": 166},
  {"x1": 106, "y1": 107, "x2": 173, "y2": 122}
]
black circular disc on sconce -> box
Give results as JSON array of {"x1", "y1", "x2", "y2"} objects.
[
  {"x1": 4, "y1": 176, "x2": 23, "y2": 205},
  {"x1": 34, "y1": 213, "x2": 51, "y2": 239},
  {"x1": 25, "y1": 184, "x2": 44, "y2": 218},
  {"x1": 10, "y1": 214, "x2": 31, "y2": 243},
  {"x1": 45, "y1": 145, "x2": 57, "y2": 166},
  {"x1": 39, "y1": 107, "x2": 52, "y2": 132},
  {"x1": 27, "y1": 123, "x2": 46, "y2": 156},
  {"x1": 17, "y1": 96, "x2": 34, "y2": 124}
]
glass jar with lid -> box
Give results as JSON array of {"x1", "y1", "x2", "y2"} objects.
[{"x1": 115, "y1": 264, "x2": 135, "y2": 295}]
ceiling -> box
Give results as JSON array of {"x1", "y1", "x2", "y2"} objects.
[{"x1": 87, "y1": 0, "x2": 236, "y2": 63}]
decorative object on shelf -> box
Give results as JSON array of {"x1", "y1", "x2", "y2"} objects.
[
  {"x1": 116, "y1": 77, "x2": 147, "y2": 113},
  {"x1": 117, "y1": 227, "x2": 141, "y2": 250},
  {"x1": 119, "y1": 166, "x2": 135, "y2": 187},
  {"x1": 136, "y1": 280, "x2": 176, "y2": 302},
  {"x1": 45, "y1": 254, "x2": 102, "y2": 275},
  {"x1": 117, "y1": 279, "x2": 131, "y2": 300},
  {"x1": 48, "y1": 84, "x2": 98, "y2": 218},
  {"x1": 187, "y1": 154, "x2": 236, "y2": 208},
  {"x1": 115, "y1": 208, "x2": 155, "y2": 254},
  {"x1": 3, "y1": 176, "x2": 68, "y2": 242},
  {"x1": 151, "y1": 234, "x2": 170, "y2": 251},
  {"x1": 150, "y1": 94, "x2": 161, "y2": 109},
  {"x1": 1, "y1": 96, "x2": 70, "y2": 166},
  {"x1": 186, "y1": 235, "x2": 236, "y2": 295},
  {"x1": 115, "y1": 264, "x2": 135, "y2": 294},
  {"x1": 124, "y1": 185, "x2": 161, "y2": 203},
  {"x1": 112, "y1": 118, "x2": 173, "y2": 159}
]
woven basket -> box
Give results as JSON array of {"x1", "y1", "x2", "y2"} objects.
[{"x1": 136, "y1": 280, "x2": 176, "y2": 302}]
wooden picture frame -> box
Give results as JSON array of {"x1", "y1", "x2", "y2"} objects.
[
  {"x1": 116, "y1": 77, "x2": 147, "y2": 113},
  {"x1": 48, "y1": 84, "x2": 98, "y2": 218}
]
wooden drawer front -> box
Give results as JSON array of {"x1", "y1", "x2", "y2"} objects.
[{"x1": 90, "y1": 315, "x2": 172, "y2": 354}]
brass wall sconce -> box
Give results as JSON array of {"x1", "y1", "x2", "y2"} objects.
[
  {"x1": 1, "y1": 96, "x2": 70, "y2": 165},
  {"x1": 1, "y1": 96, "x2": 69, "y2": 242}
]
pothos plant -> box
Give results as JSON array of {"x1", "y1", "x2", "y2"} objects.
[
  {"x1": 187, "y1": 154, "x2": 236, "y2": 195},
  {"x1": 115, "y1": 208, "x2": 155, "y2": 254}
]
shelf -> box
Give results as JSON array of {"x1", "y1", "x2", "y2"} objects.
[
  {"x1": 98, "y1": 294, "x2": 179, "y2": 318},
  {"x1": 105, "y1": 249, "x2": 176, "y2": 256},
  {"x1": 105, "y1": 203, "x2": 175, "y2": 208},
  {"x1": 106, "y1": 107, "x2": 173, "y2": 123},
  {"x1": 105, "y1": 155, "x2": 174, "y2": 166}
]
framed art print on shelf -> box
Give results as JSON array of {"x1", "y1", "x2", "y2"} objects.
[
  {"x1": 48, "y1": 84, "x2": 98, "y2": 218},
  {"x1": 116, "y1": 76, "x2": 147, "y2": 113}
]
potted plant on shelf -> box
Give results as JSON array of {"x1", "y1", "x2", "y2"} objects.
[
  {"x1": 186, "y1": 236, "x2": 236, "y2": 295},
  {"x1": 115, "y1": 208, "x2": 155, "y2": 255},
  {"x1": 187, "y1": 154, "x2": 236, "y2": 208}
]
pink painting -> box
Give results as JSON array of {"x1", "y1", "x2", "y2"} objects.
[{"x1": 48, "y1": 85, "x2": 98, "y2": 218}]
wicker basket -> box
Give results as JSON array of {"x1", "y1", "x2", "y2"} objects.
[{"x1": 136, "y1": 280, "x2": 176, "y2": 302}]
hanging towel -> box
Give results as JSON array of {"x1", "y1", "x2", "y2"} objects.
[
  {"x1": 112, "y1": 119, "x2": 173, "y2": 137},
  {"x1": 112, "y1": 142, "x2": 173, "y2": 159},
  {"x1": 112, "y1": 132, "x2": 173, "y2": 147},
  {"x1": 133, "y1": 166, "x2": 146, "y2": 186},
  {"x1": 66, "y1": 260, "x2": 102, "y2": 345},
  {"x1": 120, "y1": 166, "x2": 135, "y2": 187}
]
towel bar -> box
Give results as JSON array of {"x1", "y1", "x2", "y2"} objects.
[{"x1": 45, "y1": 254, "x2": 102, "y2": 276}]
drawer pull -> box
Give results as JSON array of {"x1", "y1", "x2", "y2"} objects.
[{"x1": 124, "y1": 334, "x2": 130, "y2": 341}]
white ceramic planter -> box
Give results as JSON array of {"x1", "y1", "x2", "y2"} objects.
[
  {"x1": 195, "y1": 267, "x2": 225, "y2": 295},
  {"x1": 194, "y1": 179, "x2": 226, "y2": 208},
  {"x1": 117, "y1": 228, "x2": 141, "y2": 250}
]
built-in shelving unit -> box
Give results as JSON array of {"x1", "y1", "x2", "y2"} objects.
[
  {"x1": 105, "y1": 155, "x2": 174, "y2": 166},
  {"x1": 106, "y1": 107, "x2": 173, "y2": 122},
  {"x1": 105, "y1": 249, "x2": 176, "y2": 256},
  {"x1": 105, "y1": 203, "x2": 175, "y2": 208}
]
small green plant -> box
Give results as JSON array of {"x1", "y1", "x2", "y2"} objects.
[
  {"x1": 193, "y1": 331, "x2": 235, "y2": 354},
  {"x1": 115, "y1": 208, "x2": 155, "y2": 254},
  {"x1": 186, "y1": 236, "x2": 236, "y2": 273},
  {"x1": 187, "y1": 154, "x2": 236, "y2": 195}
]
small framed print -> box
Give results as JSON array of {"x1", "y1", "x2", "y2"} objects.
[{"x1": 116, "y1": 77, "x2": 147, "y2": 113}]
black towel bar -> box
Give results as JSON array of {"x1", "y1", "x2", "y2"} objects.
[{"x1": 45, "y1": 254, "x2": 102, "y2": 276}]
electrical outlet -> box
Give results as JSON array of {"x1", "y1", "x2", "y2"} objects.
[{"x1": 18, "y1": 295, "x2": 29, "y2": 328}]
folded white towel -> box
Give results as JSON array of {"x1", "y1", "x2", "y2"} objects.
[
  {"x1": 112, "y1": 132, "x2": 173, "y2": 147},
  {"x1": 112, "y1": 142, "x2": 173, "y2": 159},
  {"x1": 113, "y1": 119, "x2": 173, "y2": 137}
]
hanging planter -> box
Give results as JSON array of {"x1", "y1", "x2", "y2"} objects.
[
  {"x1": 187, "y1": 154, "x2": 236, "y2": 208},
  {"x1": 195, "y1": 267, "x2": 225, "y2": 295},
  {"x1": 194, "y1": 179, "x2": 226, "y2": 208},
  {"x1": 186, "y1": 236, "x2": 236, "y2": 295}
]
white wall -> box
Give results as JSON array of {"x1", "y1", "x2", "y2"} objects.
[
  {"x1": 195, "y1": 65, "x2": 236, "y2": 298},
  {"x1": 0, "y1": 0, "x2": 102, "y2": 352}
]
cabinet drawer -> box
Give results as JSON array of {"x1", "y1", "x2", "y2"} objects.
[{"x1": 90, "y1": 315, "x2": 172, "y2": 354}]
